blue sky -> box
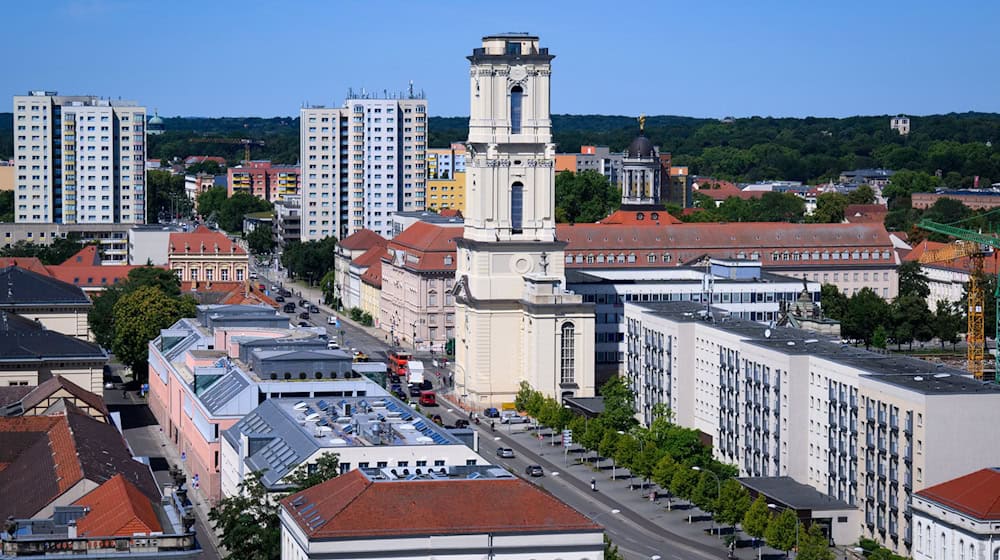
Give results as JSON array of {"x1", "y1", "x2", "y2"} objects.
[{"x1": 3, "y1": 0, "x2": 997, "y2": 118}]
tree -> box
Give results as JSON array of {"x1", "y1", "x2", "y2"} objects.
[
  {"x1": 764, "y1": 507, "x2": 798, "y2": 558},
  {"x1": 872, "y1": 325, "x2": 888, "y2": 349},
  {"x1": 579, "y1": 417, "x2": 606, "y2": 459},
  {"x1": 882, "y1": 170, "x2": 941, "y2": 204},
  {"x1": 651, "y1": 454, "x2": 679, "y2": 493},
  {"x1": 795, "y1": 523, "x2": 834, "y2": 560},
  {"x1": 842, "y1": 287, "x2": 890, "y2": 347},
  {"x1": 0, "y1": 190, "x2": 14, "y2": 222},
  {"x1": 670, "y1": 463, "x2": 700, "y2": 502},
  {"x1": 691, "y1": 471, "x2": 720, "y2": 517},
  {"x1": 281, "y1": 236, "x2": 338, "y2": 283},
  {"x1": 715, "y1": 479, "x2": 752, "y2": 534},
  {"x1": 613, "y1": 434, "x2": 639, "y2": 475},
  {"x1": 320, "y1": 269, "x2": 337, "y2": 306},
  {"x1": 197, "y1": 186, "x2": 228, "y2": 218},
  {"x1": 146, "y1": 169, "x2": 191, "y2": 223},
  {"x1": 897, "y1": 261, "x2": 930, "y2": 299},
  {"x1": 208, "y1": 472, "x2": 280, "y2": 560},
  {"x1": 891, "y1": 294, "x2": 933, "y2": 350},
  {"x1": 819, "y1": 283, "x2": 848, "y2": 320},
  {"x1": 88, "y1": 266, "x2": 184, "y2": 350},
  {"x1": 186, "y1": 160, "x2": 225, "y2": 175},
  {"x1": 922, "y1": 197, "x2": 972, "y2": 233},
  {"x1": 246, "y1": 225, "x2": 275, "y2": 256},
  {"x1": 284, "y1": 453, "x2": 339, "y2": 491},
  {"x1": 933, "y1": 300, "x2": 964, "y2": 349},
  {"x1": 218, "y1": 191, "x2": 272, "y2": 233},
  {"x1": 811, "y1": 192, "x2": 849, "y2": 223},
  {"x1": 603, "y1": 535, "x2": 625, "y2": 560},
  {"x1": 0, "y1": 237, "x2": 85, "y2": 265},
  {"x1": 847, "y1": 184, "x2": 876, "y2": 205},
  {"x1": 599, "y1": 430, "x2": 621, "y2": 469},
  {"x1": 599, "y1": 375, "x2": 637, "y2": 432},
  {"x1": 515, "y1": 381, "x2": 535, "y2": 413},
  {"x1": 112, "y1": 286, "x2": 197, "y2": 376},
  {"x1": 742, "y1": 496, "x2": 771, "y2": 551},
  {"x1": 555, "y1": 170, "x2": 620, "y2": 223}
]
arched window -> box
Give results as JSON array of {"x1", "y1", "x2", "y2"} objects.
[
  {"x1": 916, "y1": 523, "x2": 922, "y2": 553},
  {"x1": 511, "y1": 182, "x2": 524, "y2": 233},
  {"x1": 560, "y1": 322, "x2": 575, "y2": 384},
  {"x1": 510, "y1": 86, "x2": 523, "y2": 134},
  {"x1": 941, "y1": 532, "x2": 947, "y2": 559}
]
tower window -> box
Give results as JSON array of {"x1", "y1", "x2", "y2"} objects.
[
  {"x1": 561, "y1": 322, "x2": 575, "y2": 384},
  {"x1": 505, "y1": 42, "x2": 521, "y2": 56},
  {"x1": 511, "y1": 182, "x2": 524, "y2": 233},
  {"x1": 510, "y1": 86, "x2": 523, "y2": 134}
]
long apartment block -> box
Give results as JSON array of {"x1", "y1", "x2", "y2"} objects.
[
  {"x1": 13, "y1": 91, "x2": 146, "y2": 224},
  {"x1": 300, "y1": 93, "x2": 427, "y2": 241},
  {"x1": 624, "y1": 300, "x2": 1000, "y2": 556}
]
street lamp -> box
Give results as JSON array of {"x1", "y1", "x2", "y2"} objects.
[
  {"x1": 768, "y1": 503, "x2": 800, "y2": 557},
  {"x1": 691, "y1": 466, "x2": 721, "y2": 538}
]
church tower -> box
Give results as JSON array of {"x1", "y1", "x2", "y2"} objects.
[{"x1": 453, "y1": 34, "x2": 596, "y2": 407}]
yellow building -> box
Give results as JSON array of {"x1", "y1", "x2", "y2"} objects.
[
  {"x1": 0, "y1": 164, "x2": 13, "y2": 192},
  {"x1": 360, "y1": 259, "x2": 382, "y2": 328},
  {"x1": 426, "y1": 144, "x2": 466, "y2": 214}
]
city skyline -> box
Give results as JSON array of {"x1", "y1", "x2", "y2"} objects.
[{"x1": 3, "y1": 0, "x2": 998, "y2": 119}]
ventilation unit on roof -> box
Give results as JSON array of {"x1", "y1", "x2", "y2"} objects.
[
  {"x1": 914, "y1": 376, "x2": 924, "y2": 381},
  {"x1": 933, "y1": 373, "x2": 950, "y2": 379}
]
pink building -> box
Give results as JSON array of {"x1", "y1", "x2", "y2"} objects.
[
  {"x1": 147, "y1": 304, "x2": 352, "y2": 502},
  {"x1": 227, "y1": 161, "x2": 300, "y2": 202},
  {"x1": 379, "y1": 221, "x2": 462, "y2": 350}
]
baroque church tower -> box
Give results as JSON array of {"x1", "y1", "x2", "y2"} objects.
[{"x1": 453, "y1": 34, "x2": 596, "y2": 407}]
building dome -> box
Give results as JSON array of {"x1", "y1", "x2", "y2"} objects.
[
  {"x1": 626, "y1": 135, "x2": 655, "y2": 159},
  {"x1": 148, "y1": 111, "x2": 165, "y2": 135},
  {"x1": 148, "y1": 114, "x2": 164, "y2": 125}
]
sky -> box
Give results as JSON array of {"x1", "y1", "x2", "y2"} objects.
[{"x1": 2, "y1": 0, "x2": 998, "y2": 119}]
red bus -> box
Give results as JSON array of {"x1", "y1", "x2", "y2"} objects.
[{"x1": 388, "y1": 350, "x2": 411, "y2": 378}]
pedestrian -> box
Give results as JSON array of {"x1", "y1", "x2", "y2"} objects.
[
  {"x1": 468, "y1": 410, "x2": 473, "y2": 421},
  {"x1": 591, "y1": 478, "x2": 597, "y2": 492},
  {"x1": 122, "y1": 388, "x2": 127, "y2": 399},
  {"x1": 490, "y1": 420, "x2": 495, "y2": 432}
]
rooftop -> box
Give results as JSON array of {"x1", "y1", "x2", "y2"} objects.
[
  {"x1": 739, "y1": 477, "x2": 855, "y2": 512},
  {"x1": 916, "y1": 468, "x2": 1000, "y2": 521},
  {"x1": 0, "y1": 266, "x2": 91, "y2": 307},
  {"x1": 0, "y1": 311, "x2": 107, "y2": 363},
  {"x1": 224, "y1": 394, "x2": 462, "y2": 489},
  {"x1": 72, "y1": 474, "x2": 162, "y2": 537},
  {"x1": 635, "y1": 301, "x2": 1000, "y2": 396},
  {"x1": 338, "y1": 228, "x2": 387, "y2": 251},
  {"x1": 168, "y1": 225, "x2": 247, "y2": 256},
  {"x1": 281, "y1": 469, "x2": 600, "y2": 540}
]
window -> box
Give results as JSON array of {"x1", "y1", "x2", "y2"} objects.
[
  {"x1": 510, "y1": 182, "x2": 524, "y2": 233},
  {"x1": 510, "y1": 86, "x2": 523, "y2": 134},
  {"x1": 560, "y1": 322, "x2": 575, "y2": 384}
]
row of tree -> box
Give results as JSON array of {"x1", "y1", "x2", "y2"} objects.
[
  {"x1": 195, "y1": 187, "x2": 273, "y2": 233},
  {"x1": 821, "y1": 262, "x2": 966, "y2": 350},
  {"x1": 515, "y1": 378, "x2": 831, "y2": 558},
  {"x1": 280, "y1": 236, "x2": 338, "y2": 286},
  {"x1": 0, "y1": 236, "x2": 84, "y2": 264},
  {"x1": 87, "y1": 267, "x2": 198, "y2": 377}
]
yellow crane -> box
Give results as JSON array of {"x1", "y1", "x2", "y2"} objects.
[
  {"x1": 189, "y1": 137, "x2": 265, "y2": 165},
  {"x1": 918, "y1": 239, "x2": 987, "y2": 378}
]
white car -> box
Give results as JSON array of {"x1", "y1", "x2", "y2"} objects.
[
  {"x1": 328, "y1": 316, "x2": 337, "y2": 325},
  {"x1": 500, "y1": 413, "x2": 530, "y2": 424}
]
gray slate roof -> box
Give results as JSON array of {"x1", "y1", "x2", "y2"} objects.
[
  {"x1": 198, "y1": 367, "x2": 251, "y2": 415},
  {"x1": 225, "y1": 400, "x2": 318, "y2": 488},
  {"x1": 0, "y1": 311, "x2": 106, "y2": 362},
  {"x1": 0, "y1": 266, "x2": 91, "y2": 307}
]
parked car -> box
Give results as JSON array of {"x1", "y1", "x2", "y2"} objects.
[
  {"x1": 298, "y1": 311, "x2": 310, "y2": 320},
  {"x1": 328, "y1": 315, "x2": 337, "y2": 325},
  {"x1": 496, "y1": 447, "x2": 515, "y2": 459},
  {"x1": 309, "y1": 305, "x2": 319, "y2": 313},
  {"x1": 455, "y1": 419, "x2": 469, "y2": 429},
  {"x1": 279, "y1": 289, "x2": 291, "y2": 297},
  {"x1": 525, "y1": 465, "x2": 544, "y2": 477},
  {"x1": 418, "y1": 391, "x2": 437, "y2": 406},
  {"x1": 274, "y1": 295, "x2": 285, "y2": 302},
  {"x1": 408, "y1": 385, "x2": 422, "y2": 397},
  {"x1": 501, "y1": 411, "x2": 530, "y2": 424},
  {"x1": 283, "y1": 302, "x2": 296, "y2": 313},
  {"x1": 484, "y1": 407, "x2": 501, "y2": 418}
]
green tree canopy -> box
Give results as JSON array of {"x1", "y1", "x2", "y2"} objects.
[
  {"x1": 246, "y1": 225, "x2": 275, "y2": 256},
  {"x1": 897, "y1": 260, "x2": 930, "y2": 299},
  {"x1": 933, "y1": 300, "x2": 964, "y2": 349},
  {"x1": 599, "y1": 375, "x2": 637, "y2": 433},
  {"x1": 218, "y1": 191, "x2": 272, "y2": 233},
  {"x1": 669, "y1": 463, "x2": 700, "y2": 501},
  {"x1": 842, "y1": 287, "x2": 890, "y2": 347},
  {"x1": 811, "y1": 192, "x2": 849, "y2": 223},
  {"x1": 281, "y1": 236, "x2": 338, "y2": 283},
  {"x1": 88, "y1": 266, "x2": 183, "y2": 350},
  {"x1": 196, "y1": 186, "x2": 228, "y2": 218},
  {"x1": 795, "y1": 523, "x2": 834, "y2": 560},
  {"x1": 819, "y1": 284, "x2": 848, "y2": 320},
  {"x1": 147, "y1": 169, "x2": 192, "y2": 223},
  {"x1": 715, "y1": 479, "x2": 752, "y2": 531},
  {"x1": 764, "y1": 507, "x2": 799, "y2": 556},
  {"x1": 742, "y1": 495, "x2": 771, "y2": 542},
  {"x1": 207, "y1": 472, "x2": 280, "y2": 560},
  {"x1": 890, "y1": 294, "x2": 934, "y2": 350},
  {"x1": 847, "y1": 184, "x2": 876, "y2": 205},
  {"x1": 555, "y1": 170, "x2": 620, "y2": 223},
  {"x1": 111, "y1": 285, "x2": 197, "y2": 376},
  {"x1": 0, "y1": 190, "x2": 14, "y2": 222},
  {"x1": 0, "y1": 237, "x2": 85, "y2": 265}
]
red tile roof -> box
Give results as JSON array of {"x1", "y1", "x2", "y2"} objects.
[
  {"x1": 61, "y1": 246, "x2": 101, "y2": 267},
  {"x1": 916, "y1": 468, "x2": 1000, "y2": 520},
  {"x1": 0, "y1": 257, "x2": 51, "y2": 276},
  {"x1": 351, "y1": 246, "x2": 385, "y2": 269},
  {"x1": 281, "y1": 470, "x2": 600, "y2": 540},
  {"x1": 47, "y1": 262, "x2": 151, "y2": 290},
  {"x1": 361, "y1": 258, "x2": 382, "y2": 288},
  {"x1": 181, "y1": 281, "x2": 277, "y2": 306},
  {"x1": 844, "y1": 204, "x2": 889, "y2": 224},
  {"x1": 905, "y1": 239, "x2": 1000, "y2": 275},
  {"x1": 169, "y1": 225, "x2": 246, "y2": 255},
  {"x1": 439, "y1": 209, "x2": 463, "y2": 218},
  {"x1": 73, "y1": 474, "x2": 162, "y2": 537},
  {"x1": 339, "y1": 229, "x2": 388, "y2": 251},
  {"x1": 599, "y1": 208, "x2": 682, "y2": 225},
  {"x1": 385, "y1": 222, "x2": 462, "y2": 272},
  {"x1": 557, "y1": 222, "x2": 896, "y2": 269}
]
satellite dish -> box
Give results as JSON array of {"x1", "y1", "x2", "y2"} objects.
[{"x1": 764, "y1": 329, "x2": 772, "y2": 339}]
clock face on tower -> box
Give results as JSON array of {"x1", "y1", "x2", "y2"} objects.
[{"x1": 510, "y1": 65, "x2": 527, "y2": 82}]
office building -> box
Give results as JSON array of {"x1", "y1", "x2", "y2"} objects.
[
  {"x1": 624, "y1": 300, "x2": 1000, "y2": 554},
  {"x1": 300, "y1": 91, "x2": 428, "y2": 241},
  {"x1": 454, "y1": 34, "x2": 597, "y2": 407},
  {"x1": 227, "y1": 161, "x2": 299, "y2": 203},
  {"x1": 167, "y1": 225, "x2": 248, "y2": 283},
  {"x1": 13, "y1": 91, "x2": 146, "y2": 224},
  {"x1": 279, "y1": 468, "x2": 603, "y2": 560},
  {"x1": 221, "y1": 395, "x2": 486, "y2": 497}
]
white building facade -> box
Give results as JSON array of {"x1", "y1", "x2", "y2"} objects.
[
  {"x1": 13, "y1": 91, "x2": 146, "y2": 224},
  {"x1": 299, "y1": 94, "x2": 428, "y2": 241},
  {"x1": 912, "y1": 468, "x2": 1000, "y2": 560},
  {"x1": 453, "y1": 34, "x2": 596, "y2": 407},
  {"x1": 624, "y1": 300, "x2": 1000, "y2": 555}
]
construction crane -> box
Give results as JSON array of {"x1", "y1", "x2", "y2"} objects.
[
  {"x1": 918, "y1": 218, "x2": 1000, "y2": 379},
  {"x1": 189, "y1": 137, "x2": 265, "y2": 165}
]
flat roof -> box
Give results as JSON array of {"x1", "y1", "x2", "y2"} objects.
[
  {"x1": 634, "y1": 301, "x2": 1000, "y2": 396},
  {"x1": 568, "y1": 267, "x2": 811, "y2": 286},
  {"x1": 739, "y1": 477, "x2": 855, "y2": 512}
]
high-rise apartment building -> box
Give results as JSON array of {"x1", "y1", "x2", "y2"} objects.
[
  {"x1": 300, "y1": 92, "x2": 428, "y2": 241},
  {"x1": 426, "y1": 144, "x2": 466, "y2": 213},
  {"x1": 13, "y1": 91, "x2": 146, "y2": 224}
]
